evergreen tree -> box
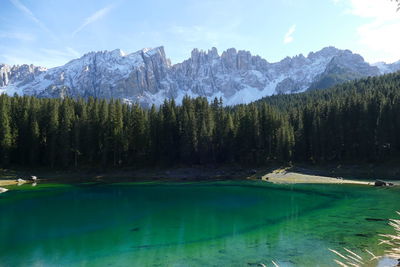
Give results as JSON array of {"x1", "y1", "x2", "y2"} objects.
[
  {"x1": 58, "y1": 98, "x2": 74, "y2": 167},
  {"x1": 0, "y1": 71, "x2": 399, "y2": 169},
  {"x1": 0, "y1": 96, "x2": 12, "y2": 166}
]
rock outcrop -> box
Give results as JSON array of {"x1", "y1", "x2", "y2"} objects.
[
  {"x1": 1, "y1": 46, "x2": 399, "y2": 106},
  {"x1": 0, "y1": 64, "x2": 46, "y2": 89}
]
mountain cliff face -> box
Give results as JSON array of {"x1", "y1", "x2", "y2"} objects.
[
  {"x1": 0, "y1": 64, "x2": 47, "y2": 94},
  {"x1": 308, "y1": 50, "x2": 381, "y2": 90},
  {"x1": 1, "y1": 46, "x2": 399, "y2": 106},
  {"x1": 373, "y1": 61, "x2": 400, "y2": 74}
]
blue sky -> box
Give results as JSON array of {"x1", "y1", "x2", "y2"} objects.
[{"x1": 0, "y1": 0, "x2": 399, "y2": 68}]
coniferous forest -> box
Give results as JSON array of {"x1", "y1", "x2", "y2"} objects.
[{"x1": 0, "y1": 72, "x2": 399, "y2": 169}]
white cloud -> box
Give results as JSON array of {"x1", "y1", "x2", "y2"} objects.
[
  {"x1": 9, "y1": 0, "x2": 56, "y2": 40},
  {"x1": 345, "y1": 0, "x2": 400, "y2": 63},
  {"x1": 345, "y1": 0, "x2": 398, "y2": 20},
  {"x1": 0, "y1": 32, "x2": 35, "y2": 41},
  {"x1": 283, "y1": 24, "x2": 296, "y2": 44},
  {"x1": 72, "y1": 5, "x2": 114, "y2": 37}
]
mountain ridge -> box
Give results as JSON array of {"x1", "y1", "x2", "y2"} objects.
[{"x1": 1, "y1": 46, "x2": 399, "y2": 106}]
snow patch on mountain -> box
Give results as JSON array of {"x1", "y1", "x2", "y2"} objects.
[
  {"x1": 1, "y1": 46, "x2": 399, "y2": 106},
  {"x1": 373, "y1": 60, "x2": 400, "y2": 74}
]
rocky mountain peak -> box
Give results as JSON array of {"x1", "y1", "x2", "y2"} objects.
[
  {"x1": 326, "y1": 51, "x2": 379, "y2": 76},
  {"x1": 1, "y1": 46, "x2": 400, "y2": 106},
  {"x1": 0, "y1": 63, "x2": 46, "y2": 88},
  {"x1": 309, "y1": 46, "x2": 340, "y2": 58}
]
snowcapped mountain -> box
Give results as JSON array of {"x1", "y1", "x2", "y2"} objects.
[
  {"x1": 1, "y1": 46, "x2": 399, "y2": 106},
  {"x1": 373, "y1": 60, "x2": 400, "y2": 74},
  {"x1": 308, "y1": 50, "x2": 382, "y2": 91},
  {"x1": 0, "y1": 64, "x2": 47, "y2": 95}
]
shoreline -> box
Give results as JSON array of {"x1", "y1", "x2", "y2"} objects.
[
  {"x1": 1, "y1": 165, "x2": 389, "y2": 188},
  {"x1": 0, "y1": 166, "x2": 249, "y2": 188},
  {"x1": 256, "y1": 168, "x2": 372, "y2": 185},
  {"x1": 0, "y1": 180, "x2": 19, "y2": 187},
  {"x1": 0, "y1": 179, "x2": 31, "y2": 187}
]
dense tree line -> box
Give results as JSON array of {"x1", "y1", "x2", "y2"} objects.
[
  {"x1": 0, "y1": 95, "x2": 292, "y2": 168},
  {"x1": 0, "y1": 72, "x2": 399, "y2": 169},
  {"x1": 259, "y1": 72, "x2": 400, "y2": 163}
]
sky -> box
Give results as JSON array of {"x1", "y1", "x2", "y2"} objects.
[{"x1": 0, "y1": 0, "x2": 399, "y2": 68}]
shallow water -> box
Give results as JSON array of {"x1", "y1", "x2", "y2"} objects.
[{"x1": 0, "y1": 181, "x2": 399, "y2": 266}]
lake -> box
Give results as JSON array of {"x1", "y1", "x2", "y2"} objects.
[{"x1": 0, "y1": 181, "x2": 399, "y2": 266}]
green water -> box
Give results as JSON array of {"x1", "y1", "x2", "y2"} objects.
[{"x1": 0, "y1": 181, "x2": 399, "y2": 266}]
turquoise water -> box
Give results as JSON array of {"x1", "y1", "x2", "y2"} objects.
[{"x1": 0, "y1": 181, "x2": 399, "y2": 266}]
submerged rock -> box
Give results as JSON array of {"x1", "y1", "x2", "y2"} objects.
[
  {"x1": 365, "y1": 218, "x2": 387, "y2": 222},
  {"x1": 374, "y1": 180, "x2": 396, "y2": 187},
  {"x1": 374, "y1": 180, "x2": 387, "y2": 186},
  {"x1": 354, "y1": 233, "x2": 370, "y2": 237},
  {"x1": 377, "y1": 257, "x2": 399, "y2": 267}
]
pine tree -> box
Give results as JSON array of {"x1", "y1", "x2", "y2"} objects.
[
  {"x1": 0, "y1": 96, "x2": 12, "y2": 166},
  {"x1": 47, "y1": 101, "x2": 59, "y2": 168},
  {"x1": 180, "y1": 96, "x2": 197, "y2": 164},
  {"x1": 58, "y1": 98, "x2": 74, "y2": 167},
  {"x1": 98, "y1": 99, "x2": 109, "y2": 166}
]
